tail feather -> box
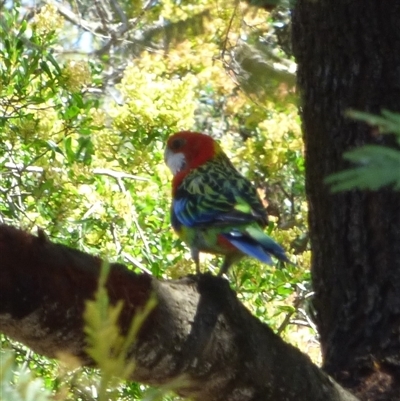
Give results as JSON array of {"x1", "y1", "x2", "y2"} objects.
[
  {"x1": 222, "y1": 234, "x2": 273, "y2": 265},
  {"x1": 221, "y1": 226, "x2": 293, "y2": 265},
  {"x1": 245, "y1": 226, "x2": 293, "y2": 264}
]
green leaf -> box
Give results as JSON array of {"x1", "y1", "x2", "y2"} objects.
[
  {"x1": 346, "y1": 109, "x2": 400, "y2": 139},
  {"x1": 326, "y1": 145, "x2": 400, "y2": 192},
  {"x1": 71, "y1": 92, "x2": 85, "y2": 108},
  {"x1": 15, "y1": 38, "x2": 24, "y2": 52},
  {"x1": 64, "y1": 104, "x2": 80, "y2": 119},
  {"x1": 40, "y1": 61, "x2": 53, "y2": 80},
  {"x1": 64, "y1": 136, "x2": 75, "y2": 162},
  {"x1": 46, "y1": 140, "x2": 64, "y2": 155},
  {"x1": 17, "y1": 19, "x2": 27, "y2": 35},
  {"x1": 46, "y1": 52, "x2": 62, "y2": 74},
  {"x1": 0, "y1": 351, "x2": 53, "y2": 401},
  {"x1": 76, "y1": 136, "x2": 94, "y2": 164}
]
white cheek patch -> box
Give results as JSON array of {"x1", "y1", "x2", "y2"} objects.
[{"x1": 166, "y1": 152, "x2": 186, "y2": 175}]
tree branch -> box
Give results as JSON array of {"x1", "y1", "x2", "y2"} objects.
[
  {"x1": 51, "y1": 1, "x2": 106, "y2": 36},
  {"x1": 3, "y1": 162, "x2": 149, "y2": 181},
  {"x1": 0, "y1": 224, "x2": 358, "y2": 401}
]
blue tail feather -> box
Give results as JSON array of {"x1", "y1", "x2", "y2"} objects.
[
  {"x1": 222, "y1": 234, "x2": 273, "y2": 264},
  {"x1": 221, "y1": 228, "x2": 292, "y2": 265}
]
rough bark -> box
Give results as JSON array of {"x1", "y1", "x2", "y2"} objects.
[
  {"x1": 292, "y1": 1, "x2": 400, "y2": 399},
  {"x1": 0, "y1": 224, "x2": 358, "y2": 401}
]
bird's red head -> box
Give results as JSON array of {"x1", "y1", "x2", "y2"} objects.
[
  {"x1": 165, "y1": 131, "x2": 222, "y2": 190},
  {"x1": 165, "y1": 131, "x2": 221, "y2": 174}
]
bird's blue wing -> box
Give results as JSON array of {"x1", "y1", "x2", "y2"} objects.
[{"x1": 172, "y1": 196, "x2": 230, "y2": 228}]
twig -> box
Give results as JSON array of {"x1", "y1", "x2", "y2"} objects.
[
  {"x1": 109, "y1": 0, "x2": 128, "y2": 27},
  {"x1": 276, "y1": 285, "x2": 312, "y2": 336},
  {"x1": 50, "y1": 1, "x2": 107, "y2": 36},
  {"x1": 221, "y1": 0, "x2": 241, "y2": 61},
  {"x1": 276, "y1": 295, "x2": 302, "y2": 336},
  {"x1": 2, "y1": 163, "x2": 150, "y2": 182},
  {"x1": 122, "y1": 252, "x2": 152, "y2": 275},
  {"x1": 93, "y1": 168, "x2": 150, "y2": 182},
  {"x1": 94, "y1": 0, "x2": 156, "y2": 56}
]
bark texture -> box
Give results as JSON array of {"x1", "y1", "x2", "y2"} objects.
[
  {"x1": 292, "y1": 1, "x2": 400, "y2": 399},
  {"x1": 0, "y1": 224, "x2": 358, "y2": 401}
]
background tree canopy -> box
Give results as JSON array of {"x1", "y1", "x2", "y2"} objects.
[
  {"x1": 4, "y1": 0, "x2": 400, "y2": 399},
  {"x1": 0, "y1": 1, "x2": 312, "y2": 400}
]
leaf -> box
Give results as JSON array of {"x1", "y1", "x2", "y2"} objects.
[
  {"x1": 64, "y1": 104, "x2": 80, "y2": 119},
  {"x1": 63, "y1": 137, "x2": 75, "y2": 162},
  {"x1": 76, "y1": 136, "x2": 94, "y2": 165},
  {"x1": 46, "y1": 140, "x2": 64, "y2": 156},
  {"x1": 40, "y1": 61, "x2": 53, "y2": 80},
  {"x1": 84, "y1": 262, "x2": 157, "y2": 401},
  {"x1": 326, "y1": 145, "x2": 400, "y2": 192},
  {"x1": 346, "y1": 109, "x2": 400, "y2": 139},
  {"x1": 17, "y1": 19, "x2": 27, "y2": 36},
  {"x1": 0, "y1": 351, "x2": 53, "y2": 401},
  {"x1": 46, "y1": 52, "x2": 62, "y2": 74}
]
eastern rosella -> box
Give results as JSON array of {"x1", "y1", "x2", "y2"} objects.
[{"x1": 164, "y1": 131, "x2": 291, "y2": 276}]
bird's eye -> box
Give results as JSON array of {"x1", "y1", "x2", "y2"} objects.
[{"x1": 170, "y1": 138, "x2": 186, "y2": 150}]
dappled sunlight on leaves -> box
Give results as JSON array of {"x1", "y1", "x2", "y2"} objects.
[{"x1": 0, "y1": 0, "x2": 314, "y2": 399}]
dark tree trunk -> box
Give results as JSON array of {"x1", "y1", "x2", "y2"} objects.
[{"x1": 292, "y1": 1, "x2": 400, "y2": 399}]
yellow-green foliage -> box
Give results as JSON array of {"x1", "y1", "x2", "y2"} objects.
[
  {"x1": 112, "y1": 62, "x2": 197, "y2": 133},
  {"x1": 0, "y1": 351, "x2": 53, "y2": 401},
  {"x1": 84, "y1": 263, "x2": 157, "y2": 400},
  {"x1": 34, "y1": 4, "x2": 64, "y2": 35},
  {"x1": 1, "y1": 1, "x2": 315, "y2": 400}
]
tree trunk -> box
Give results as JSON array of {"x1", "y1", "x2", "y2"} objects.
[
  {"x1": 292, "y1": 1, "x2": 400, "y2": 399},
  {"x1": 0, "y1": 224, "x2": 358, "y2": 401}
]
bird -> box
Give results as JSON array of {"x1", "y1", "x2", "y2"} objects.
[{"x1": 164, "y1": 131, "x2": 291, "y2": 276}]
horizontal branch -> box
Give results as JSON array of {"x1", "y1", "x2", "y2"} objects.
[
  {"x1": 3, "y1": 162, "x2": 149, "y2": 181},
  {"x1": 0, "y1": 224, "x2": 358, "y2": 401}
]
